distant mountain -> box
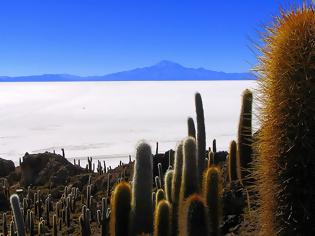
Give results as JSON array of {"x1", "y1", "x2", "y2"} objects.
[{"x1": 0, "y1": 60, "x2": 255, "y2": 82}]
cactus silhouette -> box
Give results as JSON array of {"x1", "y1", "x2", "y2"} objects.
[
  {"x1": 110, "y1": 182, "x2": 131, "y2": 236},
  {"x1": 164, "y1": 170, "x2": 174, "y2": 203},
  {"x1": 154, "y1": 200, "x2": 172, "y2": 236},
  {"x1": 131, "y1": 142, "x2": 153, "y2": 235},
  {"x1": 10, "y1": 194, "x2": 25, "y2": 236},
  {"x1": 228, "y1": 140, "x2": 238, "y2": 182},
  {"x1": 187, "y1": 117, "x2": 196, "y2": 139},
  {"x1": 203, "y1": 167, "x2": 222, "y2": 236},
  {"x1": 238, "y1": 89, "x2": 253, "y2": 185},
  {"x1": 195, "y1": 93, "x2": 206, "y2": 183},
  {"x1": 179, "y1": 194, "x2": 209, "y2": 236},
  {"x1": 179, "y1": 137, "x2": 199, "y2": 203},
  {"x1": 208, "y1": 151, "x2": 214, "y2": 167},
  {"x1": 255, "y1": 4, "x2": 315, "y2": 235}
]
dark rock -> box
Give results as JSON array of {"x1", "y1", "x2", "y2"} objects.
[
  {"x1": 0, "y1": 158, "x2": 15, "y2": 177},
  {"x1": 20, "y1": 152, "x2": 86, "y2": 186}
]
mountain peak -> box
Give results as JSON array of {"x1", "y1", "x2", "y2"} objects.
[{"x1": 154, "y1": 60, "x2": 183, "y2": 68}]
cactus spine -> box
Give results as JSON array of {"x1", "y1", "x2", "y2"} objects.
[
  {"x1": 131, "y1": 142, "x2": 153, "y2": 235},
  {"x1": 255, "y1": 4, "x2": 315, "y2": 235},
  {"x1": 110, "y1": 182, "x2": 131, "y2": 236},
  {"x1": 203, "y1": 167, "x2": 222, "y2": 236},
  {"x1": 187, "y1": 117, "x2": 196, "y2": 139},
  {"x1": 180, "y1": 194, "x2": 209, "y2": 236},
  {"x1": 195, "y1": 93, "x2": 206, "y2": 183},
  {"x1": 228, "y1": 140, "x2": 238, "y2": 182},
  {"x1": 154, "y1": 200, "x2": 172, "y2": 236},
  {"x1": 10, "y1": 194, "x2": 25, "y2": 236},
  {"x1": 238, "y1": 89, "x2": 253, "y2": 185}
]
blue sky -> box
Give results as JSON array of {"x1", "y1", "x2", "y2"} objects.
[{"x1": 0, "y1": 0, "x2": 298, "y2": 76}]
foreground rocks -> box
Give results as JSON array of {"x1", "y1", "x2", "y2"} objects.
[{"x1": 0, "y1": 158, "x2": 15, "y2": 177}]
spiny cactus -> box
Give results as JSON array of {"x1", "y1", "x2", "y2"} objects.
[
  {"x1": 10, "y1": 194, "x2": 25, "y2": 236},
  {"x1": 195, "y1": 93, "x2": 206, "y2": 183},
  {"x1": 79, "y1": 205, "x2": 91, "y2": 236},
  {"x1": 157, "y1": 163, "x2": 163, "y2": 187},
  {"x1": 155, "y1": 189, "x2": 165, "y2": 207},
  {"x1": 2, "y1": 212, "x2": 8, "y2": 236},
  {"x1": 52, "y1": 214, "x2": 57, "y2": 236},
  {"x1": 155, "y1": 176, "x2": 162, "y2": 189},
  {"x1": 238, "y1": 89, "x2": 253, "y2": 185},
  {"x1": 171, "y1": 142, "x2": 184, "y2": 207},
  {"x1": 101, "y1": 197, "x2": 109, "y2": 236},
  {"x1": 228, "y1": 140, "x2": 238, "y2": 182},
  {"x1": 179, "y1": 194, "x2": 209, "y2": 236},
  {"x1": 179, "y1": 137, "x2": 199, "y2": 203},
  {"x1": 131, "y1": 142, "x2": 153, "y2": 235},
  {"x1": 154, "y1": 200, "x2": 172, "y2": 236},
  {"x1": 164, "y1": 170, "x2": 174, "y2": 203},
  {"x1": 203, "y1": 167, "x2": 222, "y2": 236},
  {"x1": 109, "y1": 182, "x2": 131, "y2": 236},
  {"x1": 187, "y1": 117, "x2": 196, "y2": 139},
  {"x1": 255, "y1": 4, "x2": 315, "y2": 235}
]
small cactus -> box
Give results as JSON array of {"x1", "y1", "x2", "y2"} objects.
[
  {"x1": 179, "y1": 137, "x2": 199, "y2": 203},
  {"x1": 10, "y1": 194, "x2": 25, "y2": 236},
  {"x1": 179, "y1": 194, "x2": 209, "y2": 236},
  {"x1": 203, "y1": 167, "x2": 222, "y2": 236},
  {"x1": 164, "y1": 170, "x2": 174, "y2": 203},
  {"x1": 153, "y1": 200, "x2": 172, "y2": 236},
  {"x1": 130, "y1": 142, "x2": 153, "y2": 235},
  {"x1": 187, "y1": 117, "x2": 196, "y2": 139},
  {"x1": 109, "y1": 182, "x2": 132, "y2": 236},
  {"x1": 228, "y1": 140, "x2": 238, "y2": 182},
  {"x1": 155, "y1": 189, "x2": 165, "y2": 207}
]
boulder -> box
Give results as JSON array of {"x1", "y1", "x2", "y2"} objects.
[
  {"x1": 0, "y1": 158, "x2": 15, "y2": 177},
  {"x1": 20, "y1": 152, "x2": 86, "y2": 187}
]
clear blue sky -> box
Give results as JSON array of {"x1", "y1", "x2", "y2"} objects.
[{"x1": 0, "y1": 0, "x2": 298, "y2": 76}]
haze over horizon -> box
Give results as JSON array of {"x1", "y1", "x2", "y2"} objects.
[{"x1": 0, "y1": 0, "x2": 298, "y2": 76}]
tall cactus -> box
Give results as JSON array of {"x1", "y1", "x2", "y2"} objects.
[
  {"x1": 154, "y1": 200, "x2": 172, "y2": 236},
  {"x1": 255, "y1": 4, "x2": 315, "y2": 235},
  {"x1": 238, "y1": 89, "x2": 253, "y2": 185},
  {"x1": 164, "y1": 170, "x2": 174, "y2": 203},
  {"x1": 2, "y1": 212, "x2": 8, "y2": 236},
  {"x1": 179, "y1": 137, "x2": 199, "y2": 203},
  {"x1": 171, "y1": 143, "x2": 183, "y2": 206},
  {"x1": 195, "y1": 93, "x2": 206, "y2": 183},
  {"x1": 228, "y1": 140, "x2": 238, "y2": 182},
  {"x1": 187, "y1": 117, "x2": 196, "y2": 139},
  {"x1": 179, "y1": 194, "x2": 209, "y2": 236},
  {"x1": 130, "y1": 142, "x2": 153, "y2": 235},
  {"x1": 10, "y1": 194, "x2": 25, "y2": 236},
  {"x1": 110, "y1": 182, "x2": 131, "y2": 236},
  {"x1": 203, "y1": 167, "x2": 222, "y2": 236}
]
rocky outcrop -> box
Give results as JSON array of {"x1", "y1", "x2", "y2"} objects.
[
  {"x1": 0, "y1": 158, "x2": 15, "y2": 177},
  {"x1": 20, "y1": 152, "x2": 86, "y2": 187}
]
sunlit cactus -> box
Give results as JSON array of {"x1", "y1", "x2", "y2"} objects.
[
  {"x1": 195, "y1": 93, "x2": 206, "y2": 183},
  {"x1": 131, "y1": 142, "x2": 153, "y2": 235},
  {"x1": 179, "y1": 194, "x2": 209, "y2": 236},
  {"x1": 254, "y1": 3, "x2": 315, "y2": 235},
  {"x1": 171, "y1": 142, "x2": 183, "y2": 205},
  {"x1": 179, "y1": 137, "x2": 199, "y2": 204},
  {"x1": 154, "y1": 200, "x2": 172, "y2": 236},
  {"x1": 164, "y1": 169, "x2": 174, "y2": 203},
  {"x1": 155, "y1": 189, "x2": 165, "y2": 207},
  {"x1": 10, "y1": 194, "x2": 25, "y2": 236},
  {"x1": 110, "y1": 182, "x2": 131, "y2": 236},
  {"x1": 203, "y1": 167, "x2": 222, "y2": 236}
]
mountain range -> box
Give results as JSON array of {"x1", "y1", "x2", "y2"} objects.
[{"x1": 0, "y1": 60, "x2": 255, "y2": 82}]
